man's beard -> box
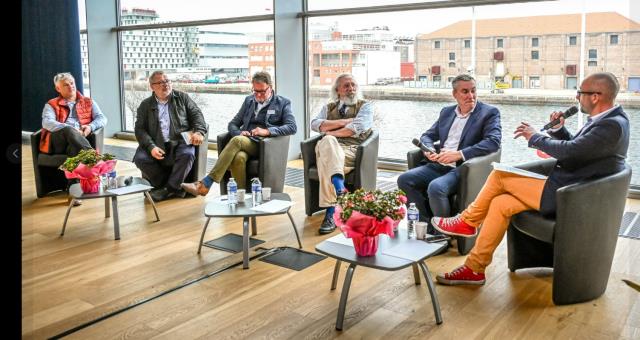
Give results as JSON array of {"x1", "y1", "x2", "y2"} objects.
[{"x1": 341, "y1": 93, "x2": 359, "y2": 105}]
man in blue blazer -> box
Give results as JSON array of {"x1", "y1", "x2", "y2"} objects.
[
  {"x1": 432, "y1": 72, "x2": 630, "y2": 285},
  {"x1": 397, "y1": 74, "x2": 502, "y2": 234},
  {"x1": 182, "y1": 71, "x2": 297, "y2": 196}
]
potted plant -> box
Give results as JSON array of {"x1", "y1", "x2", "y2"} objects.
[
  {"x1": 59, "y1": 149, "x2": 116, "y2": 194},
  {"x1": 333, "y1": 188, "x2": 407, "y2": 256}
]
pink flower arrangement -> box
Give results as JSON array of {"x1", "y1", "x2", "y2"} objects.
[
  {"x1": 333, "y1": 189, "x2": 407, "y2": 239},
  {"x1": 60, "y1": 149, "x2": 117, "y2": 193}
]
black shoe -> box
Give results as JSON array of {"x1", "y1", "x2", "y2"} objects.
[
  {"x1": 150, "y1": 187, "x2": 169, "y2": 202},
  {"x1": 319, "y1": 214, "x2": 336, "y2": 235},
  {"x1": 167, "y1": 188, "x2": 187, "y2": 199}
]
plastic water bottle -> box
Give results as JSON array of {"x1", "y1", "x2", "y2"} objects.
[
  {"x1": 251, "y1": 177, "x2": 262, "y2": 205},
  {"x1": 227, "y1": 178, "x2": 238, "y2": 206},
  {"x1": 407, "y1": 203, "x2": 419, "y2": 239},
  {"x1": 108, "y1": 171, "x2": 117, "y2": 189}
]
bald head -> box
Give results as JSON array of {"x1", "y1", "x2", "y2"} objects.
[{"x1": 585, "y1": 72, "x2": 619, "y2": 103}]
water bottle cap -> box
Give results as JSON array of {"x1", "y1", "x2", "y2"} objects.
[{"x1": 409, "y1": 202, "x2": 416, "y2": 207}]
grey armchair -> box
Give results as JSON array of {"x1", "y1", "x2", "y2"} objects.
[
  {"x1": 301, "y1": 130, "x2": 379, "y2": 216},
  {"x1": 217, "y1": 132, "x2": 290, "y2": 194},
  {"x1": 407, "y1": 147, "x2": 501, "y2": 255},
  {"x1": 508, "y1": 159, "x2": 632, "y2": 305},
  {"x1": 31, "y1": 128, "x2": 104, "y2": 198},
  {"x1": 185, "y1": 128, "x2": 209, "y2": 184}
]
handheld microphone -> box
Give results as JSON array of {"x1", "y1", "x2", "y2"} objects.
[
  {"x1": 412, "y1": 138, "x2": 437, "y2": 154},
  {"x1": 541, "y1": 106, "x2": 579, "y2": 131}
]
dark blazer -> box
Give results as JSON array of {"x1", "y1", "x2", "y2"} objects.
[
  {"x1": 420, "y1": 100, "x2": 502, "y2": 168},
  {"x1": 228, "y1": 94, "x2": 297, "y2": 137},
  {"x1": 529, "y1": 105, "x2": 630, "y2": 216},
  {"x1": 134, "y1": 90, "x2": 208, "y2": 154}
]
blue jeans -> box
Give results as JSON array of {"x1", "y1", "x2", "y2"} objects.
[{"x1": 397, "y1": 162, "x2": 459, "y2": 230}]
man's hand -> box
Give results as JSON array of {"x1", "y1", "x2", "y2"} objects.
[
  {"x1": 514, "y1": 121, "x2": 536, "y2": 141},
  {"x1": 190, "y1": 131, "x2": 204, "y2": 146},
  {"x1": 80, "y1": 125, "x2": 92, "y2": 137},
  {"x1": 251, "y1": 127, "x2": 270, "y2": 137},
  {"x1": 151, "y1": 147, "x2": 165, "y2": 160},
  {"x1": 548, "y1": 111, "x2": 565, "y2": 130},
  {"x1": 240, "y1": 131, "x2": 251, "y2": 136},
  {"x1": 319, "y1": 118, "x2": 353, "y2": 132},
  {"x1": 425, "y1": 151, "x2": 438, "y2": 162},
  {"x1": 434, "y1": 150, "x2": 462, "y2": 164}
]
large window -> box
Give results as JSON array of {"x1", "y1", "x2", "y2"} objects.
[{"x1": 117, "y1": 20, "x2": 274, "y2": 136}]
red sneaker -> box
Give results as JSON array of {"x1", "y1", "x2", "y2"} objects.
[
  {"x1": 431, "y1": 214, "x2": 477, "y2": 237},
  {"x1": 436, "y1": 265, "x2": 486, "y2": 285}
]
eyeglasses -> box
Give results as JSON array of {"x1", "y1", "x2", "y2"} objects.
[
  {"x1": 151, "y1": 80, "x2": 171, "y2": 86},
  {"x1": 252, "y1": 87, "x2": 271, "y2": 94},
  {"x1": 576, "y1": 90, "x2": 601, "y2": 96}
]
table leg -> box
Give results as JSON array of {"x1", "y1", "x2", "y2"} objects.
[
  {"x1": 419, "y1": 261, "x2": 443, "y2": 325},
  {"x1": 197, "y1": 217, "x2": 211, "y2": 254},
  {"x1": 336, "y1": 263, "x2": 357, "y2": 331},
  {"x1": 60, "y1": 199, "x2": 75, "y2": 236},
  {"x1": 251, "y1": 216, "x2": 257, "y2": 236},
  {"x1": 412, "y1": 263, "x2": 421, "y2": 285},
  {"x1": 331, "y1": 260, "x2": 342, "y2": 290},
  {"x1": 104, "y1": 197, "x2": 110, "y2": 218},
  {"x1": 243, "y1": 216, "x2": 250, "y2": 269},
  {"x1": 286, "y1": 211, "x2": 303, "y2": 249},
  {"x1": 111, "y1": 197, "x2": 120, "y2": 240},
  {"x1": 144, "y1": 192, "x2": 160, "y2": 221}
]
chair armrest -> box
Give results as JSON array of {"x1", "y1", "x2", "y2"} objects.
[
  {"x1": 92, "y1": 127, "x2": 104, "y2": 154},
  {"x1": 514, "y1": 158, "x2": 556, "y2": 176},
  {"x1": 457, "y1": 150, "x2": 501, "y2": 208},
  {"x1": 31, "y1": 129, "x2": 42, "y2": 159},
  {"x1": 407, "y1": 149, "x2": 423, "y2": 170},
  {"x1": 553, "y1": 165, "x2": 631, "y2": 289},
  {"x1": 353, "y1": 130, "x2": 379, "y2": 190},
  {"x1": 216, "y1": 132, "x2": 231, "y2": 157},
  {"x1": 259, "y1": 135, "x2": 290, "y2": 193},
  {"x1": 301, "y1": 134, "x2": 323, "y2": 171}
]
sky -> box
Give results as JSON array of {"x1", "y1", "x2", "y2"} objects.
[{"x1": 79, "y1": 0, "x2": 638, "y2": 36}]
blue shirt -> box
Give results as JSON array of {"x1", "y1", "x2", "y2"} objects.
[{"x1": 156, "y1": 96, "x2": 171, "y2": 142}]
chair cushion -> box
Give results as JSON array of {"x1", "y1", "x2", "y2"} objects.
[
  {"x1": 510, "y1": 210, "x2": 556, "y2": 243},
  {"x1": 38, "y1": 153, "x2": 69, "y2": 167},
  {"x1": 247, "y1": 160, "x2": 259, "y2": 177}
]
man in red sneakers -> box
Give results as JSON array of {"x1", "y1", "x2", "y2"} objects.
[{"x1": 432, "y1": 72, "x2": 630, "y2": 286}]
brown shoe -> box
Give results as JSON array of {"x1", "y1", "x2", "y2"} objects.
[{"x1": 181, "y1": 181, "x2": 209, "y2": 196}]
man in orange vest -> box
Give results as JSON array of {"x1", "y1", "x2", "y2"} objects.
[{"x1": 40, "y1": 72, "x2": 107, "y2": 156}]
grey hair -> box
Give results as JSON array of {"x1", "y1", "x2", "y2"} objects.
[
  {"x1": 149, "y1": 70, "x2": 166, "y2": 84},
  {"x1": 251, "y1": 71, "x2": 273, "y2": 87},
  {"x1": 588, "y1": 72, "x2": 619, "y2": 101},
  {"x1": 53, "y1": 72, "x2": 75, "y2": 85},
  {"x1": 330, "y1": 73, "x2": 360, "y2": 101},
  {"x1": 451, "y1": 74, "x2": 475, "y2": 90}
]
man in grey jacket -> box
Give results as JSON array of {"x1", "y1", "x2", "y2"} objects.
[{"x1": 133, "y1": 70, "x2": 208, "y2": 201}]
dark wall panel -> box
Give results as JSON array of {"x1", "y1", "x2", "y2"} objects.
[{"x1": 22, "y1": 0, "x2": 84, "y2": 132}]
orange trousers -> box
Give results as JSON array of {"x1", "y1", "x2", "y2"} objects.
[{"x1": 460, "y1": 170, "x2": 546, "y2": 273}]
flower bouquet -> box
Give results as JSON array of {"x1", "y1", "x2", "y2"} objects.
[
  {"x1": 333, "y1": 189, "x2": 407, "y2": 256},
  {"x1": 60, "y1": 149, "x2": 116, "y2": 194}
]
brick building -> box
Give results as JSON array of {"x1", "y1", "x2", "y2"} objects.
[{"x1": 416, "y1": 12, "x2": 640, "y2": 91}]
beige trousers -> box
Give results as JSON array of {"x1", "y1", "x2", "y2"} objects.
[
  {"x1": 460, "y1": 170, "x2": 546, "y2": 273},
  {"x1": 315, "y1": 135, "x2": 357, "y2": 207}
]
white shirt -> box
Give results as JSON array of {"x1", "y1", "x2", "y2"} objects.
[{"x1": 440, "y1": 105, "x2": 474, "y2": 166}]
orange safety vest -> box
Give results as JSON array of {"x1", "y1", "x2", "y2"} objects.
[{"x1": 39, "y1": 91, "x2": 93, "y2": 153}]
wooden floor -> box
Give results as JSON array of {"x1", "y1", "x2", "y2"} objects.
[{"x1": 22, "y1": 145, "x2": 640, "y2": 339}]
